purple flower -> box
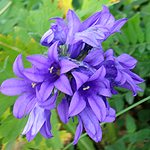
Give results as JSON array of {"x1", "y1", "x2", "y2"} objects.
[
  {"x1": 40, "y1": 17, "x2": 68, "y2": 47},
  {"x1": 57, "y1": 96, "x2": 116, "y2": 144},
  {"x1": 40, "y1": 6, "x2": 127, "y2": 58},
  {"x1": 69, "y1": 66, "x2": 111, "y2": 122},
  {"x1": 0, "y1": 54, "x2": 38, "y2": 119},
  {"x1": 74, "y1": 5, "x2": 128, "y2": 47},
  {"x1": 23, "y1": 41, "x2": 78, "y2": 102},
  {"x1": 21, "y1": 104, "x2": 53, "y2": 141},
  {"x1": 96, "y1": 49, "x2": 145, "y2": 96}
]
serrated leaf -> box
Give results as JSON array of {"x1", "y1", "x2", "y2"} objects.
[
  {"x1": 134, "y1": 23, "x2": 144, "y2": 43},
  {"x1": 130, "y1": 13, "x2": 140, "y2": 26},
  {"x1": 126, "y1": 21, "x2": 137, "y2": 45},
  {"x1": 125, "y1": 91, "x2": 134, "y2": 105},
  {"x1": 116, "y1": 31, "x2": 129, "y2": 46},
  {"x1": 126, "y1": 115, "x2": 137, "y2": 134}
]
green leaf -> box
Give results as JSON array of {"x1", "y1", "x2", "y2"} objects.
[
  {"x1": 126, "y1": 21, "x2": 137, "y2": 45},
  {"x1": 146, "y1": 23, "x2": 150, "y2": 42},
  {"x1": 116, "y1": 140, "x2": 126, "y2": 150},
  {"x1": 136, "y1": 129, "x2": 150, "y2": 142},
  {"x1": 126, "y1": 115, "x2": 137, "y2": 134},
  {"x1": 125, "y1": 91, "x2": 134, "y2": 105},
  {"x1": 105, "y1": 145, "x2": 116, "y2": 150},
  {"x1": 27, "y1": 0, "x2": 41, "y2": 10},
  {"x1": 138, "y1": 109, "x2": 150, "y2": 122},
  {"x1": 115, "y1": 98, "x2": 124, "y2": 112},
  {"x1": 138, "y1": 43, "x2": 146, "y2": 53},
  {"x1": 0, "y1": 113, "x2": 28, "y2": 149},
  {"x1": 0, "y1": 93, "x2": 16, "y2": 116},
  {"x1": 134, "y1": 23, "x2": 144, "y2": 43},
  {"x1": 116, "y1": 31, "x2": 129, "y2": 46}
]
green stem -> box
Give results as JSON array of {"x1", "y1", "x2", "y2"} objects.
[
  {"x1": 63, "y1": 96, "x2": 150, "y2": 150},
  {"x1": 0, "y1": 1, "x2": 12, "y2": 15}
]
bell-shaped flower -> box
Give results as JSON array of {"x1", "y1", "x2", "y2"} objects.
[
  {"x1": 21, "y1": 104, "x2": 53, "y2": 141},
  {"x1": 96, "y1": 49, "x2": 145, "y2": 96},
  {"x1": 0, "y1": 54, "x2": 39, "y2": 119},
  {"x1": 74, "y1": 5, "x2": 128, "y2": 47},
  {"x1": 23, "y1": 41, "x2": 78, "y2": 102},
  {"x1": 40, "y1": 17, "x2": 68, "y2": 47},
  {"x1": 68, "y1": 66, "x2": 111, "y2": 122},
  {"x1": 57, "y1": 97, "x2": 115, "y2": 144}
]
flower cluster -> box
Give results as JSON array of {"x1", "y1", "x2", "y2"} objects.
[{"x1": 0, "y1": 6, "x2": 144, "y2": 144}]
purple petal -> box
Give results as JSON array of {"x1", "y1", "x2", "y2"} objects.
[
  {"x1": 13, "y1": 93, "x2": 35, "y2": 119},
  {"x1": 38, "y1": 90, "x2": 57, "y2": 110},
  {"x1": 57, "y1": 97, "x2": 69, "y2": 124},
  {"x1": 103, "y1": 108, "x2": 116, "y2": 123},
  {"x1": 75, "y1": 30, "x2": 103, "y2": 47},
  {"x1": 67, "y1": 9, "x2": 81, "y2": 36},
  {"x1": 105, "y1": 49, "x2": 114, "y2": 61},
  {"x1": 23, "y1": 68, "x2": 46, "y2": 82},
  {"x1": 117, "y1": 54, "x2": 137, "y2": 69},
  {"x1": 79, "y1": 12, "x2": 101, "y2": 32},
  {"x1": 110, "y1": 18, "x2": 128, "y2": 34},
  {"x1": 40, "y1": 112, "x2": 53, "y2": 139},
  {"x1": 69, "y1": 91, "x2": 86, "y2": 117},
  {"x1": 25, "y1": 97, "x2": 37, "y2": 117},
  {"x1": 72, "y1": 71, "x2": 89, "y2": 90},
  {"x1": 47, "y1": 41, "x2": 59, "y2": 62},
  {"x1": 115, "y1": 70, "x2": 126, "y2": 84},
  {"x1": 31, "y1": 106, "x2": 45, "y2": 135},
  {"x1": 88, "y1": 95, "x2": 106, "y2": 122},
  {"x1": 21, "y1": 109, "x2": 35, "y2": 135},
  {"x1": 40, "y1": 29, "x2": 54, "y2": 46},
  {"x1": 73, "y1": 115, "x2": 83, "y2": 145},
  {"x1": 88, "y1": 66, "x2": 106, "y2": 82},
  {"x1": 96, "y1": 80, "x2": 111, "y2": 97},
  {"x1": 26, "y1": 130, "x2": 37, "y2": 142},
  {"x1": 83, "y1": 49, "x2": 104, "y2": 67},
  {"x1": 68, "y1": 41, "x2": 83, "y2": 59},
  {"x1": 79, "y1": 106, "x2": 102, "y2": 142},
  {"x1": 26, "y1": 55, "x2": 50, "y2": 69},
  {"x1": 13, "y1": 54, "x2": 25, "y2": 79},
  {"x1": 37, "y1": 81, "x2": 54, "y2": 102},
  {"x1": 98, "y1": 13, "x2": 115, "y2": 29},
  {"x1": 79, "y1": 106, "x2": 96, "y2": 135},
  {"x1": 60, "y1": 59, "x2": 78, "y2": 74},
  {"x1": 1, "y1": 78, "x2": 30, "y2": 96},
  {"x1": 54, "y1": 74, "x2": 73, "y2": 96}
]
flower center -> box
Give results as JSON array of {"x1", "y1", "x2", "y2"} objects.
[
  {"x1": 31, "y1": 83, "x2": 36, "y2": 88},
  {"x1": 48, "y1": 62, "x2": 61, "y2": 80},
  {"x1": 83, "y1": 85, "x2": 90, "y2": 91}
]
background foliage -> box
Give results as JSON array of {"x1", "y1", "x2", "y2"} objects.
[{"x1": 0, "y1": 0, "x2": 150, "y2": 150}]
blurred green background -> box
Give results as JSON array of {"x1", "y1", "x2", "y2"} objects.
[{"x1": 0, "y1": 0, "x2": 150, "y2": 149}]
